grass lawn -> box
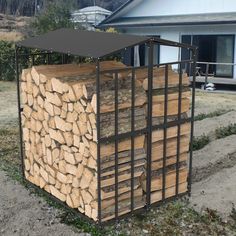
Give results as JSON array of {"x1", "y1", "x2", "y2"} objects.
[{"x1": 0, "y1": 81, "x2": 16, "y2": 92}]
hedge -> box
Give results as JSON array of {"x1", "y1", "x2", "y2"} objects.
[{"x1": 0, "y1": 41, "x2": 15, "y2": 81}]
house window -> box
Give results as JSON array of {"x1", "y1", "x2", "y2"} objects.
[
  {"x1": 122, "y1": 36, "x2": 160, "y2": 67},
  {"x1": 139, "y1": 43, "x2": 160, "y2": 66},
  {"x1": 181, "y1": 35, "x2": 235, "y2": 78},
  {"x1": 216, "y1": 36, "x2": 234, "y2": 77}
]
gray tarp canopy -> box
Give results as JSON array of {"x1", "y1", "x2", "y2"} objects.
[{"x1": 17, "y1": 28, "x2": 150, "y2": 58}]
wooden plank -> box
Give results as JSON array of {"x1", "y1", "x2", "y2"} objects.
[
  {"x1": 152, "y1": 123, "x2": 190, "y2": 143},
  {"x1": 151, "y1": 153, "x2": 188, "y2": 171},
  {"x1": 142, "y1": 69, "x2": 189, "y2": 90},
  {"x1": 101, "y1": 184, "x2": 140, "y2": 200},
  {"x1": 152, "y1": 90, "x2": 191, "y2": 103},
  {"x1": 150, "y1": 182, "x2": 188, "y2": 204},
  {"x1": 142, "y1": 168, "x2": 188, "y2": 192},
  {"x1": 152, "y1": 98, "x2": 190, "y2": 117},
  {"x1": 91, "y1": 89, "x2": 146, "y2": 114},
  {"x1": 91, "y1": 188, "x2": 143, "y2": 210},
  {"x1": 101, "y1": 160, "x2": 145, "y2": 178},
  {"x1": 151, "y1": 135, "x2": 190, "y2": 162},
  {"x1": 101, "y1": 171, "x2": 143, "y2": 188},
  {"x1": 90, "y1": 135, "x2": 145, "y2": 159},
  {"x1": 101, "y1": 198, "x2": 145, "y2": 222}
]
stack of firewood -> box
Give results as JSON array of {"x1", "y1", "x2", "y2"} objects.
[
  {"x1": 137, "y1": 66, "x2": 191, "y2": 203},
  {"x1": 21, "y1": 60, "x2": 191, "y2": 222},
  {"x1": 21, "y1": 61, "x2": 147, "y2": 222}
]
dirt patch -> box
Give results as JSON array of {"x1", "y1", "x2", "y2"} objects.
[
  {"x1": 190, "y1": 90, "x2": 236, "y2": 217},
  {"x1": 194, "y1": 111, "x2": 236, "y2": 138},
  {"x1": 192, "y1": 135, "x2": 236, "y2": 182},
  {"x1": 0, "y1": 171, "x2": 88, "y2": 236},
  {"x1": 191, "y1": 164, "x2": 236, "y2": 218}
]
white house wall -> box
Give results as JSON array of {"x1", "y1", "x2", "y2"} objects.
[
  {"x1": 125, "y1": 24, "x2": 236, "y2": 78},
  {"x1": 123, "y1": 0, "x2": 236, "y2": 17}
]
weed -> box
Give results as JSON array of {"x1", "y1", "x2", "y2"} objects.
[
  {"x1": 192, "y1": 134, "x2": 210, "y2": 151},
  {"x1": 194, "y1": 109, "x2": 234, "y2": 121},
  {"x1": 215, "y1": 123, "x2": 236, "y2": 139}
]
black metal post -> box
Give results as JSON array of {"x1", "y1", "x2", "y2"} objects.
[
  {"x1": 188, "y1": 48, "x2": 197, "y2": 196},
  {"x1": 114, "y1": 72, "x2": 119, "y2": 220},
  {"x1": 176, "y1": 63, "x2": 183, "y2": 195},
  {"x1": 162, "y1": 65, "x2": 169, "y2": 201},
  {"x1": 96, "y1": 59, "x2": 102, "y2": 224},
  {"x1": 32, "y1": 54, "x2": 35, "y2": 66},
  {"x1": 205, "y1": 63, "x2": 209, "y2": 87},
  {"x1": 146, "y1": 40, "x2": 154, "y2": 208},
  {"x1": 62, "y1": 54, "x2": 65, "y2": 64},
  {"x1": 15, "y1": 45, "x2": 25, "y2": 179},
  {"x1": 130, "y1": 68, "x2": 135, "y2": 212}
]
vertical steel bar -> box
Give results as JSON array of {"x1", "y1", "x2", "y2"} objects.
[
  {"x1": 62, "y1": 54, "x2": 65, "y2": 64},
  {"x1": 47, "y1": 53, "x2": 50, "y2": 65},
  {"x1": 162, "y1": 65, "x2": 169, "y2": 201},
  {"x1": 146, "y1": 41, "x2": 154, "y2": 208},
  {"x1": 176, "y1": 62, "x2": 183, "y2": 195},
  {"x1": 15, "y1": 46, "x2": 25, "y2": 178},
  {"x1": 130, "y1": 68, "x2": 135, "y2": 212},
  {"x1": 32, "y1": 54, "x2": 35, "y2": 66},
  {"x1": 96, "y1": 59, "x2": 102, "y2": 224},
  {"x1": 114, "y1": 72, "x2": 119, "y2": 220},
  {"x1": 188, "y1": 49, "x2": 197, "y2": 196},
  {"x1": 205, "y1": 63, "x2": 209, "y2": 87}
]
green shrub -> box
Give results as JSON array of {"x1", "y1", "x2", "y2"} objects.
[
  {"x1": 192, "y1": 134, "x2": 210, "y2": 151},
  {"x1": 0, "y1": 41, "x2": 15, "y2": 81},
  {"x1": 215, "y1": 123, "x2": 236, "y2": 139},
  {"x1": 31, "y1": 3, "x2": 76, "y2": 35}
]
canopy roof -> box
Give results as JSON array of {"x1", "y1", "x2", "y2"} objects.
[{"x1": 17, "y1": 28, "x2": 150, "y2": 58}]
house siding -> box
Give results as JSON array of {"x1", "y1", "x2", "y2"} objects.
[
  {"x1": 123, "y1": 0, "x2": 236, "y2": 17},
  {"x1": 125, "y1": 24, "x2": 236, "y2": 78}
]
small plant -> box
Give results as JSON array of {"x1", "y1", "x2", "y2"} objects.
[
  {"x1": 195, "y1": 109, "x2": 234, "y2": 122},
  {"x1": 0, "y1": 41, "x2": 15, "y2": 81},
  {"x1": 215, "y1": 123, "x2": 236, "y2": 139},
  {"x1": 192, "y1": 134, "x2": 210, "y2": 151}
]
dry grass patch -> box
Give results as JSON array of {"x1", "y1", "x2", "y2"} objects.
[{"x1": 0, "y1": 31, "x2": 24, "y2": 41}]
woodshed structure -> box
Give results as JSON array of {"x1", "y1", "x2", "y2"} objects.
[{"x1": 16, "y1": 28, "x2": 197, "y2": 224}]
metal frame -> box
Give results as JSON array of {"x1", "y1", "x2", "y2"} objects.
[{"x1": 15, "y1": 36, "x2": 197, "y2": 226}]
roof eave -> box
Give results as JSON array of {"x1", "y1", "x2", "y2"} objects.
[
  {"x1": 100, "y1": 20, "x2": 236, "y2": 28},
  {"x1": 98, "y1": 0, "x2": 135, "y2": 26}
]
